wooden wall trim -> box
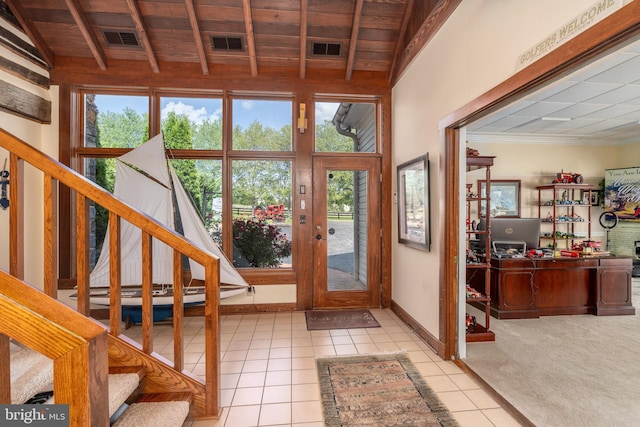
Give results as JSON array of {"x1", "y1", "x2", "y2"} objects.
[
  {"x1": 50, "y1": 57, "x2": 391, "y2": 95},
  {"x1": 440, "y1": 2, "x2": 640, "y2": 359}
]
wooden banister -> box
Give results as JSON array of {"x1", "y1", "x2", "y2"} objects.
[
  {"x1": 0, "y1": 269, "x2": 109, "y2": 426},
  {"x1": 0, "y1": 127, "x2": 221, "y2": 419}
]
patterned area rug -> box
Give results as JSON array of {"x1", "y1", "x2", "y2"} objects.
[
  {"x1": 305, "y1": 309, "x2": 380, "y2": 330},
  {"x1": 317, "y1": 353, "x2": 459, "y2": 426}
]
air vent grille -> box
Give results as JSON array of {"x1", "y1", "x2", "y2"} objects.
[
  {"x1": 312, "y1": 42, "x2": 341, "y2": 56},
  {"x1": 103, "y1": 31, "x2": 140, "y2": 47},
  {"x1": 211, "y1": 36, "x2": 244, "y2": 51}
]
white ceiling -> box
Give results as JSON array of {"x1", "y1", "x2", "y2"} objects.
[{"x1": 466, "y1": 37, "x2": 640, "y2": 145}]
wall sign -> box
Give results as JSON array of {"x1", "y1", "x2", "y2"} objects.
[
  {"x1": 516, "y1": 0, "x2": 624, "y2": 70},
  {"x1": 604, "y1": 167, "x2": 640, "y2": 222}
]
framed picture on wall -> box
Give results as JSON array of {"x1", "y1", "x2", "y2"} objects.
[
  {"x1": 604, "y1": 167, "x2": 640, "y2": 222},
  {"x1": 397, "y1": 154, "x2": 430, "y2": 251},
  {"x1": 478, "y1": 180, "x2": 521, "y2": 218}
]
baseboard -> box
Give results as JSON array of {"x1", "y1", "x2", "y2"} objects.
[{"x1": 390, "y1": 300, "x2": 444, "y2": 358}]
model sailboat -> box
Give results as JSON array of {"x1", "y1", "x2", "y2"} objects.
[{"x1": 88, "y1": 133, "x2": 249, "y2": 306}]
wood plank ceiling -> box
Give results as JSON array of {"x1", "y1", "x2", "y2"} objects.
[{"x1": 4, "y1": 0, "x2": 461, "y2": 84}]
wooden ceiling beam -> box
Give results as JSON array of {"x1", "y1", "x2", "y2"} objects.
[
  {"x1": 125, "y1": 0, "x2": 159, "y2": 73},
  {"x1": 184, "y1": 0, "x2": 209, "y2": 76},
  {"x1": 345, "y1": 0, "x2": 364, "y2": 81},
  {"x1": 390, "y1": 0, "x2": 462, "y2": 86},
  {"x1": 389, "y1": 0, "x2": 414, "y2": 83},
  {"x1": 63, "y1": 0, "x2": 107, "y2": 71},
  {"x1": 5, "y1": 0, "x2": 54, "y2": 68},
  {"x1": 242, "y1": 0, "x2": 258, "y2": 77},
  {"x1": 299, "y1": 0, "x2": 308, "y2": 79}
]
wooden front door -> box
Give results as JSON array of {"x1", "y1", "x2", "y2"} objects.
[{"x1": 312, "y1": 156, "x2": 381, "y2": 308}]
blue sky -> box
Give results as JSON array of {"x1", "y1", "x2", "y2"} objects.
[{"x1": 94, "y1": 95, "x2": 339, "y2": 129}]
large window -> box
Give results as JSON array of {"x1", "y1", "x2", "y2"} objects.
[{"x1": 79, "y1": 90, "x2": 295, "y2": 273}]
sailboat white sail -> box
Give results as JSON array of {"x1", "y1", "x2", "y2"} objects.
[{"x1": 89, "y1": 134, "x2": 249, "y2": 306}]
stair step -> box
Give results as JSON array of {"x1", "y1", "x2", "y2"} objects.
[
  {"x1": 108, "y1": 373, "x2": 143, "y2": 417},
  {"x1": 109, "y1": 365, "x2": 146, "y2": 380},
  {"x1": 9, "y1": 344, "x2": 53, "y2": 404},
  {"x1": 111, "y1": 393, "x2": 192, "y2": 427}
]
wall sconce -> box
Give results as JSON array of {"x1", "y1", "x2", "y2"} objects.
[{"x1": 298, "y1": 103, "x2": 308, "y2": 133}]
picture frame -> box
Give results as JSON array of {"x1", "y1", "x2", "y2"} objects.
[
  {"x1": 397, "y1": 154, "x2": 430, "y2": 251},
  {"x1": 478, "y1": 179, "x2": 521, "y2": 218},
  {"x1": 604, "y1": 167, "x2": 640, "y2": 222}
]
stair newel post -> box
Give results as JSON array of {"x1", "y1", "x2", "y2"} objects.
[
  {"x1": 54, "y1": 332, "x2": 110, "y2": 427},
  {"x1": 204, "y1": 258, "x2": 221, "y2": 417}
]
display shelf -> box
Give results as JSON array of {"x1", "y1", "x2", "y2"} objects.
[
  {"x1": 465, "y1": 155, "x2": 495, "y2": 342},
  {"x1": 537, "y1": 184, "x2": 596, "y2": 250}
]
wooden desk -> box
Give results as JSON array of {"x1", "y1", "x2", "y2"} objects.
[{"x1": 467, "y1": 256, "x2": 635, "y2": 319}]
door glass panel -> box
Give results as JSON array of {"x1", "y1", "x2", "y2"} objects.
[{"x1": 327, "y1": 169, "x2": 368, "y2": 291}]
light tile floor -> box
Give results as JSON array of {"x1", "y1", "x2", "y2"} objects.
[{"x1": 123, "y1": 308, "x2": 521, "y2": 427}]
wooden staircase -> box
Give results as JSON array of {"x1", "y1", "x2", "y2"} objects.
[
  {"x1": 10, "y1": 344, "x2": 192, "y2": 426},
  {"x1": 0, "y1": 128, "x2": 223, "y2": 425}
]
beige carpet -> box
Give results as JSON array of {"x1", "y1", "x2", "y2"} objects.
[
  {"x1": 464, "y1": 279, "x2": 640, "y2": 427},
  {"x1": 10, "y1": 343, "x2": 53, "y2": 404}
]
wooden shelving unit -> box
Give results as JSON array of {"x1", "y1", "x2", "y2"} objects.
[
  {"x1": 466, "y1": 155, "x2": 495, "y2": 342},
  {"x1": 537, "y1": 184, "x2": 596, "y2": 250}
]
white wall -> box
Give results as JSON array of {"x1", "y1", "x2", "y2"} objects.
[
  {"x1": 0, "y1": 18, "x2": 55, "y2": 289},
  {"x1": 392, "y1": 0, "x2": 612, "y2": 344}
]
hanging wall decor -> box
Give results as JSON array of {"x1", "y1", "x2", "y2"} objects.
[{"x1": 397, "y1": 154, "x2": 430, "y2": 251}]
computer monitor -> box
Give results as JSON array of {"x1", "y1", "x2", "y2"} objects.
[{"x1": 476, "y1": 217, "x2": 541, "y2": 253}]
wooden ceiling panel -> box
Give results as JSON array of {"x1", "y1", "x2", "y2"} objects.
[
  {"x1": 89, "y1": 12, "x2": 135, "y2": 28},
  {"x1": 7, "y1": 0, "x2": 456, "y2": 81}
]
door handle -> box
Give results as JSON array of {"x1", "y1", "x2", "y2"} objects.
[{"x1": 316, "y1": 234, "x2": 323, "y2": 240}]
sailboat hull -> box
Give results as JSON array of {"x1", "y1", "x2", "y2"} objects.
[{"x1": 86, "y1": 285, "x2": 248, "y2": 307}]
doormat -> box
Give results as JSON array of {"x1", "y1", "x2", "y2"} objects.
[
  {"x1": 317, "y1": 353, "x2": 459, "y2": 427},
  {"x1": 305, "y1": 309, "x2": 380, "y2": 330}
]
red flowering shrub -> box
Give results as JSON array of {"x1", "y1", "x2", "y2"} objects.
[{"x1": 232, "y1": 217, "x2": 292, "y2": 267}]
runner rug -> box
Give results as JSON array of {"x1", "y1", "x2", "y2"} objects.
[
  {"x1": 317, "y1": 353, "x2": 459, "y2": 426},
  {"x1": 305, "y1": 309, "x2": 380, "y2": 330}
]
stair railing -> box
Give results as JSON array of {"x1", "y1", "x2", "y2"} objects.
[
  {"x1": 0, "y1": 269, "x2": 110, "y2": 426},
  {"x1": 0, "y1": 128, "x2": 221, "y2": 419}
]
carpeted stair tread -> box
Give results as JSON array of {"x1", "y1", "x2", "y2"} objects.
[
  {"x1": 42, "y1": 372, "x2": 142, "y2": 416},
  {"x1": 112, "y1": 400, "x2": 190, "y2": 427},
  {"x1": 10, "y1": 344, "x2": 53, "y2": 404},
  {"x1": 108, "y1": 373, "x2": 143, "y2": 417},
  {"x1": 109, "y1": 365, "x2": 146, "y2": 379}
]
